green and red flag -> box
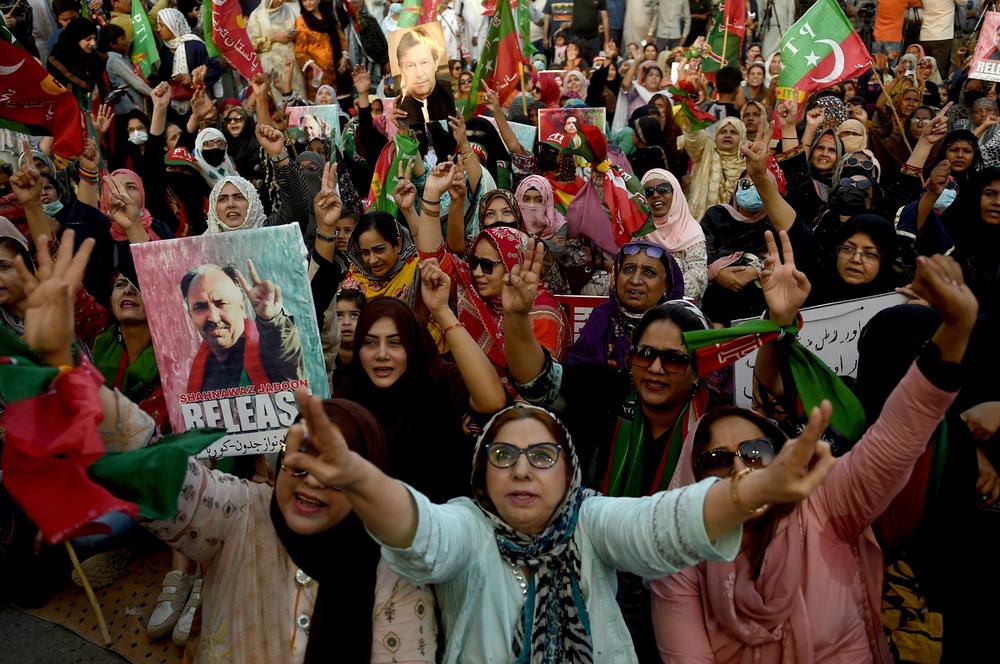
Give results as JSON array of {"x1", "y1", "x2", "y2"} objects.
[
  {"x1": 203, "y1": 1, "x2": 220, "y2": 57},
  {"x1": 366, "y1": 131, "x2": 420, "y2": 216},
  {"x1": 209, "y1": 0, "x2": 263, "y2": 80},
  {"x1": 461, "y1": 0, "x2": 525, "y2": 118},
  {"x1": 0, "y1": 17, "x2": 84, "y2": 161},
  {"x1": 130, "y1": 0, "x2": 160, "y2": 78},
  {"x1": 668, "y1": 83, "x2": 716, "y2": 131},
  {"x1": 703, "y1": 0, "x2": 745, "y2": 73},
  {"x1": 776, "y1": 0, "x2": 871, "y2": 103}
]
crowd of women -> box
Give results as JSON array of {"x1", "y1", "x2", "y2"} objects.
[{"x1": 0, "y1": 0, "x2": 999, "y2": 662}]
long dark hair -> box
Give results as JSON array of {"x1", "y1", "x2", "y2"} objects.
[{"x1": 351, "y1": 211, "x2": 401, "y2": 247}]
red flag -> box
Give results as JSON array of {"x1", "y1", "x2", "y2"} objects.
[
  {"x1": 462, "y1": 0, "x2": 524, "y2": 117},
  {"x1": 723, "y1": 0, "x2": 747, "y2": 37},
  {"x1": 0, "y1": 41, "x2": 83, "y2": 161},
  {"x1": 210, "y1": 0, "x2": 262, "y2": 81}
]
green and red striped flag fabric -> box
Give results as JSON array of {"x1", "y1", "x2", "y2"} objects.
[
  {"x1": 461, "y1": 0, "x2": 524, "y2": 118},
  {"x1": 776, "y1": 0, "x2": 871, "y2": 102},
  {"x1": 702, "y1": 0, "x2": 744, "y2": 73},
  {"x1": 366, "y1": 131, "x2": 420, "y2": 216}
]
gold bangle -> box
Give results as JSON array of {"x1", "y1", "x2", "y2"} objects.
[
  {"x1": 441, "y1": 321, "x2": 464, "y2": 335},
  {"x1": 731, "y1": 468, "x2": 769, "y2": 516}
]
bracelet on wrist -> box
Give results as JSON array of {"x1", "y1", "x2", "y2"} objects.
[
  {"x1": 421, "y1": 196, "x2": 441, "y2": 207},
  {"x1": 440, "y1": 321, "x2": 464, "y2": 335},
  {"x1": 315, "y1": 229, "x2": 337, "y2": 242},
  {"x1": 731, "y1": 468, "x2": 769, "y2": 516}
]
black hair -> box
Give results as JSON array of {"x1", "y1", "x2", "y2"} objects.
[
  {"x1": 180, "y1": 263, "x2": 244, "y2": 302},
  {"x1": 100, "y1": 23, "x2": 126, "y2": 52},
  {"x1": 632, "y1": 302, "x2": 707, "y2": 349},
  {"x1": 52, "y1": 0, "x2": 81, "y2": 15},
  {"x1": 351, "y1": 212, "x2": 401, "y2": 247},
  {"x1": 336, "y1": 289, "x2": 368, "y2": 309},
  {"x1": 716, "y1": 66, "x2": 742, "y2": 94}
]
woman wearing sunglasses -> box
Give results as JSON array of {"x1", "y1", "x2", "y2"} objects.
[
  {"x1": 639, "y1": 169, "x2": 707, "y2": 302},
  {"x1": 280, "y1": 386, "x2": 838, "y2": 663},
  {"x1": 653, "y1": 254, "x2": 977, "y2": 663}
]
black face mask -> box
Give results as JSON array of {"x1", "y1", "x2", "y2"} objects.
[
  {"x1": 829, "y1": 186, "x2": 870, "y2": 216},
  {"x1": 201, "y1": 148, "x2": 227, "y2": 167}
]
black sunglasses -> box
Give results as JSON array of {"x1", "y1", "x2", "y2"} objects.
[
  {"x1": 629, "y1": 345, "x2": 690, "y2": 373},
  {"x1": 843, "y1": 156, "x2": 874, "y2": 170},
  {"x1": 695, "y1": 438, "x2": 775, "y2": 474},
  {"x1": 486, "y1": 442, "x2": 562, "y2": 469},
  {"x1": 644, "y1": 183, "x2": 673, "y2": 197},
  {"x1": 837, "y1": 176, "x2": 874, "y2": 190},
  {"x1": 468, "y1": 255, "x2": 505, "y2": 275},
  {"x1": 737, "y1": 177, "x2": 755, "y2": 190}
]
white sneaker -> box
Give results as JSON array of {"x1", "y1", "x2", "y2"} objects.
[
  {"x1": 172, "y1": 577, "x2": 203, "y2": 645},
  {"x1": 147, "y1": 570, "x2": 194, "y2": 638}
]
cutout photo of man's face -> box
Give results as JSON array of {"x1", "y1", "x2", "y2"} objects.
[{"x1": 400, "y1": 40, "x2": 438, "y2": 100}]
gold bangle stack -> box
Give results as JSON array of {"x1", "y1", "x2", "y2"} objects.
[{"x1": 731, "y1": 468, "x2": 769, "y2": 516}]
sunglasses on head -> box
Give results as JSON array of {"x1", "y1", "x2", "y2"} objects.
[
  {"x1": 622, "y1": 243, "x2": 666, "y2": 259},
  {"x1": 629, "y1": 345, "x2": 690, "y2": 373},
  {"x1": 695, "y1": 438, "x2": 775, "y2": 475},
  {"x1": 644, "y1": 183, "x2": 673, "y2": 197},
  {"x1": 843, "y1": 156, "x2": 874, "y2": 170},
  {"x1": 486, "y1": 442, "x2": 562, "y2": 469},
  {"x1": 468, "y1": 255, "x2": 505, "y2": 275}
]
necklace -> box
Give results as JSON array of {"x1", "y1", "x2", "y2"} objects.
[{"x1": 508, "y1": 560, "x2": 528, "y2": 597}]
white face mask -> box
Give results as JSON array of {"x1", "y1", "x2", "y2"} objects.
[{"x1": 128, "y1": 130, "x2": 149, "y2": 145}]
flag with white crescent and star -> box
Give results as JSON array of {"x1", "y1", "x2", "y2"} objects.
[{"x1": 776, "y1": 0, "x2": 871, "y2": 100}]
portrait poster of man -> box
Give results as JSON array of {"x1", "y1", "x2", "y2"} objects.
[
  {"x1": 286, "y1": 104, "x2": 343, "y2": 152},
  {"x1": 971, "y1": 11, "x2": 1000, "y2": 82},
  {"x1": 131, "y1": 226, "x2": 330, "y2": 457},
  {"x1": 387, "y1": 21, "x2": 458, "y2": 127},
  {"x1": 537, "y1": 107, "x2": 607, "y2": 149}
]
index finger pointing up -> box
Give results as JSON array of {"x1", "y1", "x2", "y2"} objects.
[{"x1": 246, "y1": 259, "x2": 262, "y2": 286}]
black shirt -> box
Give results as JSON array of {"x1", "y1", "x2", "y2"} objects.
[{"x1": 570, "y1": 0, "x2": 606, "y2": 39}]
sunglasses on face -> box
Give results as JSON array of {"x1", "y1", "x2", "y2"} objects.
[
  {"x1": 486, "y1": 442, "x2": 562, "y2": 469},
  {"x1": 622, "y1": 243, "x2": 666, "y2": 259},
  {"x1": 644, "y1": 183, "x2": 673, "y2": 197},
  {"x1": 737, "y1": 177, "x2": 755, "y2": 190},
  {"x1": 629, "y1": 345, "x2": 691, "y2": 373},
  {"x1": 837, "y1": 176, "x2": 874, "y2": 190},
  {"x1": 695, "y1": 438, "x2": 775, "y2": 475},
  {"x1": 468, "y1": 255, "x2": 505, "y2": 275},
  {"x1": 226, "y1": 116, "x2": 244, "y2": 124}
]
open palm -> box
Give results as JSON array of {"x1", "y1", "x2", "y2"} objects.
[{"x1": 760, "y1": 230, "x2": 810, "y2": 327}]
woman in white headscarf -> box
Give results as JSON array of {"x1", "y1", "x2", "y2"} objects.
[
  {"x1": 193, "y1": 128, "x2": 239, "y2": 187},
  {"x1": 204, "y1": 152, "x2": 311, "y2": 234},
  {"x1": 248, "y1": 0, "x2": 306, "y2": 99},
  {"x1": 682, "y1": 117, "x2": 748, "y2": 220},
  {"x1": 156, "y1": 8, "x2": 222, "y2": 115}
]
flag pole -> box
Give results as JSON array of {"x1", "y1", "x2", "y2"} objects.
[
  {"x1": 869, "y1": 61, "x2": 912, "y2": 154},
  {"x1": 720, "y1": 1, "x2": 729, "y2": 67},
  {"x1": 518, "y1": 60, "x2": 528, "y2": 116}
]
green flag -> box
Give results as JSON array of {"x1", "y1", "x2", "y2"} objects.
[
  {"x1": 516, "y1": 0, "x2": 536, "y2": 59},
  {"x1": 204, "y1": 1, "x2": 220, "y2": 57},
  {"x1": 461, "y1": 0, "x2": 522, "y2": 118},
  {"x1": 130, "y1": 0, "x2": 160, "y2": 78},
  {"x1": 702, "y1": 9, "x2": 741, "y2": 74}
]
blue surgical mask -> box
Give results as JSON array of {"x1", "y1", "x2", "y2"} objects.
[
  {"x1": 933, "y1": 187, "x2": 956, "y2": 213},
  {"x1": 42, "y1": 199, "x2": 64, "y2": 216},
  {"x1": 735, "y1": 185, "x2": 764, "y2": 211}
]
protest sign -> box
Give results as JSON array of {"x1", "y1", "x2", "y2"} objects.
[
  {"x1": 131, "y1": 226, "x2": 330, "y2": 457},
  {"x1": 538, "y1": 107, "x2": 607, "y2": 148},
  {"x1": 555, "y1": 295, "x2": 608, "y2": 343},
  {"x1": 732, "y1": 292, "x2": 905, "y2": 407},
  {"x1": 970, "y1": 11, "x2": 1000, "y2": 83},
  {"x1": 286, "y1": 104, "x2": 343, "y2": 154},
  {"x1": 387, "y1": 21, "x2": 457, "y2": 126}
]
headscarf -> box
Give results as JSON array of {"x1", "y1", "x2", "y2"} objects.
[
  {"x1": 837, "y1": 119, "x2": 869, "y2": 153},
  {"x1": 336, "y1": 297, "x2": 469, "y2": 502},
  {"x1": 562, "y1": 69, "x2": 588, "y2": 100},
  {"x1": 456, "y1": 227, "x2": 568, "y2": 369},
  {"x1": 343, "y1": 221, "x2": 420, "y2": 305},
  {"x1": 205, "y1": 175, "x2": 268, "y2": 233},
  {"x1": 537, "y1": 76, "x2": 562, "y2": 107},
  {"x1": 687, "y1": 117, "x2": 747, "y2": 221},
  {"x1": 631, "y1": 115, "x2": 670, "y2": 174},
  {"x1": 0, "y1": 216, "x2": 30, "y2": 334},
  {"x1": 833, "y1": 149, "x2": 882, "y2": 184},
  {"x1": 296, "y1": 151, "x2": 325, "y2": 198},
  {"x1": 568, "y1": 247, "x2": 685, "y2": 371},
  {"x1": 470, "y1": 403, "x2": 596, "y2": 663},
  {"x1": 514, "y1": 175, "x2": 567, "y2": 238},
  {"x1": 193, "y1": 128, "x2": 239, "y2": 185},
  {"x1": 940, "y1": 129, "x2": 982, "y2": 189},
  {"x1": 808, "y1": 129, "x2": 845, "y2": 195},
  {"x1": 640, "y1": 169, "x2": 705, "y2": 253},
  {"x1": 47, "y1": 17, "x2": 102, "y2": 94},
  {"x1": 221, "y1": 106, "x2": 261, "y2": 177},
  {"x1": 812, "y1": 213, "x2": 900, "y2": 305},
  {"x1": 813, "y1": 96, "x2": 848, "y2": 131},
  {"x1": 920, "y1": 56, "x2": 943, "y2": 86},
  {"x1": 316, "y1": 84, "x2": 336, "y2": 101},
  {"x1": 764, "y1": 51, "x2": 781, "y2": 85},
  {"x1": 100, "y1": 169, "x2": 160, "y2": 242},
  {"x1": 270, "y1": 398, "x2": 389, "y2": 664},
  {"x1": 477, "y1": 189, "x2": 524, "y2": 231},
  {"x1": 942, "y1": 167, "x2": 1000, "y2": 309},
  {"x1": 156, "y1": 8, "x2": 203, "y2": 78}
]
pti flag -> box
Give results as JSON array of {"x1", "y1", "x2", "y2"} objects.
[
  {"x1": 0, "y1": 22, "x2": 83, "y2": 160},
  {"x1": 131, "y1": 0, "x2": 160, "y2": 78},
  {"x1": 776, "y1": 0, "x2": 871, "y2": 100},
  {"x1": 210, "y1": 0, "x2": 262, "y2": 80},
  {"x1": 703, "y1": 0, "x2": 745, "y2": 73},
  {"x1": 462, "y1": 0, "x2": 524, "y2": 118}
]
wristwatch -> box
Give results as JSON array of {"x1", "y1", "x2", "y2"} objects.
[{"x1": 270, "y1": 149, "x2": 290, "y2": 164}]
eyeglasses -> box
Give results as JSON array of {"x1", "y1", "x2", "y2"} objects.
[
  {"x1": 468, "y1": 255, "x2": 505, "y2": 275},
  {"x1": 643, "y1": 183, "x2": 673, "y2": 197},
  {"x1": 837, "y1": 176, "x2": 874, "y2": 190},
  {"x1": 629, "y1": 345, "x2": 691, "y2": 373},
  {"x1": 622, "y1": 243, "x2": 666, "y2": 259},
  {"x1": 486, "y1": 442, "x2": 562, "y2": 469},
  {"x1": 695, "y1": 438, "x2": 775, "y2": 474},
  {"x1": 836, "y1": 245, "x2": 881, "y2": 262},
  {"x1": 737, "y1": 177, "x2": 755, "y2": 190},
  {"x1": 843, "y1": 156, "x2": 875, "y2": 170},
  {"x1": 910, "y1": 117, "x2": 933, "y2": 125}
]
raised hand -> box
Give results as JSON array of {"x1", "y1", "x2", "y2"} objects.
[
  {"x1": 746, "y1": 401, "x2": 837, "y2": 505},
  {"x1": 388, "y1": 97, "x2": 408, "y2": 132},
  {"x1": 256, "y1": 124, "x2": 288, "y2": 157},
  {"x1": 777, "y1": 99, "x2": 797, "y2": 131},
  {"x1": 236, "y1": 259, "x2": 283, "y2": 321},
  {"x1": 9, "y1": 144, "x2": 43, "y2": 206},
  {"x1": 191, "y1": 86, "x2": 214, "y2": 120},
  {"x1": 191, "y1": 65, "x2": 208, "y2": 87},
  {"x1": 314, "y1": 162, "x2": 344, "y2": 232},
  {"x1": 151, "y1": 81, "x2": 171, "y2": 112},
  {"x1": 14, "y1": 230, "x2": 96, "y2": 365},
  {"x1": 482, "y1": 84, "x2": 501, "y2": 114},
  {"x1": 741, "y1": 122, "x2": 770, "y2": 179},
  {"x1": 419, "y1": 257, "x2": 452, "y2": 315},
  {"x1": 449, "y1": 156, "x2": 466, "y2": 201},
  {"x1": 281, "y1": 388, "x2": 362, "y2": 488},
  {"x1": 805, "y1": 106, "x2": 824, "y2": 129},
  {"x1": 103, "y1": 175, "x2": 140, "y2": 231},
  {"x1": 848, "y1": 103, "x2": 868, "y2": 122},
  {"x1": 925, "y1": 160, "x2": 951, "y2": 198},
  {"x1": 251, "y1": 71, "x2": 271, "y2": 97},
  {"x1": 976, "y1": 447, "x2": 1000, "y2": 507},
  {"x1": 352, "y1": 64, "x2": 372, "y2": 93},
  {"x1": 392, "y1": 160, "x2": 417, "y2": 211},
  {"x1": 79, "y1": 137, "x2": 99, "y2": 173},
  {"x1": 423, "y1": 159, "x2": 454, "y2": 199},
  {"x1": 761, "y1": 230, "x2": 811, "y2": 327},
  {"x1": 502, "y1": 238, "x2": 544, "y2": 316},
  {"x1": 909, "y1": 254, "x2": 978, "y2": 330},
  {"x1": 962, "y1": 402, "x2": 1000, "y2": 444},
  {"x1": 92, "y1": 103, "x2": 113, "y2": 135},
  {"x1": 920, "y1": 102, "x2": 952, "y2": 145},
  {"x1": 448, "y1": 113, "x2": 469, "y2": 145}
]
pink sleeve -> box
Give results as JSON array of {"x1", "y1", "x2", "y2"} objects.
[
  {"x1": 811, "y1": 362, "x2": 957, "y2": 542},
  {"x1": 650, "y1": 568, "x2": 716, "y2": 663}
]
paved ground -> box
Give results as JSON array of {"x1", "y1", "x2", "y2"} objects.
[{"x1": 0, "y1": 603, "x2": 127, "y2": 663}]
